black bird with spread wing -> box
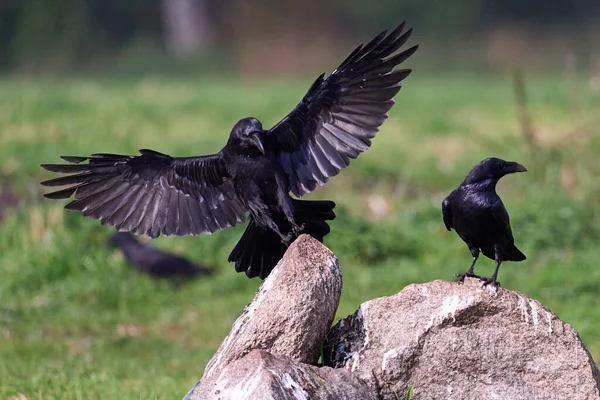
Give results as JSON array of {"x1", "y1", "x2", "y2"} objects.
[
  {"x1": 105, "y1": 232, "x2": 212, "y2": 279},
  {"x1": 41, "y1": 24, "x2": 418, "y2": 279},
  {"x1": 442, "y1": 157, "x2": 527, "y2": 287}
]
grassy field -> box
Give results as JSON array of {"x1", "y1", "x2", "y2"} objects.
[{"x1": 0, "y1": 71, "x2": 599, "y2": 399}]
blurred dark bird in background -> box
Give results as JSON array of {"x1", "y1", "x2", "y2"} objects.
[
  {"x1": 105, "y1": 232, "x2": 212, "y2": 279},
  {"x1": 40, "y1": 23, "x2": 418, "y2": 279},
  {"x1": 0, "y1": 182, "x2": 20, "y2": 223},
  {"x1": 442, "y1": 157, "x2": 527, "y2": 287}
]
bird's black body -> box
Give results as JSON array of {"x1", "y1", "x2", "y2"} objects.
[
  {"x1": 442, "y1": 157, "x2": 527, "y2": 287},
  {"x1": 220, "y1": 120, "x2": 336, "y2": 277},
  {"x1": 222, "y1": 125, "x2": 298, "y2": 238},
  {"x1": 41, "y1": 24, "x2": 418, "y2": 279},
  {"x1": 105, "y1": 232, "x2": 212, "y2": 279}
]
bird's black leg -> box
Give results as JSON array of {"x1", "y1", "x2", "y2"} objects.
[
  {"x1": 262, "y1": 217, "x2": 291, "y2": 244},
  {"x1": 249, "y1": 202, "x2": 291, "y2": 244},
  {"x1": 264, "y1": 217, "x2": 296, "y2": 247},
  {"x1": 456, "y1": 245, "x2": 481, "y2": 283},
  {"x1": 482, "y1": 246, "x2": 502, "y2": 288},
  {"x1": 280, "y1": 196, "x2": 305, "y2": 239}
]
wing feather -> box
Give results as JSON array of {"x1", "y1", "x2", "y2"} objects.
[
  {"x1": 262, "y1": 24, "x2": 417, "y2": 196},
  {"x1": 41, "y1": 150, "x2": 247, "y2": 238},
  {"x1": 442, "y1": 195, "x2": 453, "y2": 231},
  {"x1": 491, "y1": 201, "x2": 514, "y2": 240}
]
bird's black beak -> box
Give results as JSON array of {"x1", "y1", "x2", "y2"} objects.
[
  {"x1": 250, "y1": 132, "x2": 265, "y2": 154},
  {"x1": 504, "y1": 161, "x2": 527, "y2": 174}
]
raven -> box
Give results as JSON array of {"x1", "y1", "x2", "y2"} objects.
[
  {"x1": 105, "y1": 232, "x2": 212, "y2": 279},
  {"x1": 442, "y1": 157, "x2": 527, "y2": 287},
  {"x1": 41, "y1": 23, "x2": 418, "y2": 279}
]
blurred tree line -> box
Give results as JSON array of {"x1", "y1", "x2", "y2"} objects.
[{"x1": 0, "y1": 0, "x2": 598, "y2": 74}]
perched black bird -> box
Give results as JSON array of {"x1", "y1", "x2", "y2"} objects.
[
  {"x1": 105, "y1": 232, "x2": 212, "y2": 279},
  {"x1": 40, "y1": 23, "x2": 418, "y2": 279},
  {"x1": 442, "y1": 157, "x2": 527, "y2": 287}
]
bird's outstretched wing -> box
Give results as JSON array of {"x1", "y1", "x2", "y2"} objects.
[
  {"x1": 262, "y1": 23, "x2": 418, "y2": 197},
  {"x1": 442, "y1": 196, "x2": 453, "y2": 231},
  {"x1": 41, "y1": 150, "x2": 247, "y2": 238}
]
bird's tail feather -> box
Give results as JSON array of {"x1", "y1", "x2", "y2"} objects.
[
  {"x1": 228, "y1": 199, "x2": 335, "y2": 279},
  {"x1": 504, "y1": 243, "x2": 526, "y2": 262},
  {"x1": 291, "y1": 199, "x2": 336, "y2": 241},
  {"x1": 228, "y1": 218, "x2": 285, "y2": 279}
]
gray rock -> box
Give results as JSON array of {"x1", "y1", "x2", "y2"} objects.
[
  {"x1": 325, "y1": 277, "x2": 600, "y2": 400},
  {"x1": 191, "y1": 349, "x2": 378, "y2": 400},
  {"x1": 185, "y1": 238, "x2": 600, "y2": 400},
  {"x1": 190, "y1": 235, "x2": 343, "y2": 398}
]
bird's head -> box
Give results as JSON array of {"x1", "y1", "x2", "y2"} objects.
[
  {"x1": 464, "y1": 157, "x2": 527, "y2": 185},
  {"x1": 229, "y1": 117, "x2": 265, "y2": 155},
  {"x1": 104, "y1": 231, "x2": 136, "y2": 248}
]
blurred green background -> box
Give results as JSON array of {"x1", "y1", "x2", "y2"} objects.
[{"x1": 0, "y1": 1, "x2": 599, "y2": 399}]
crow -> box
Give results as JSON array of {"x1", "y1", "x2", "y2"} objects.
[
  {"x1": 40, "y1": 23, "x2": 418, "y2": 279},
  {"x1": 105, "y1": 232, "x2": 212, "y2": 279},
  {"x1": 442, "y1": 157, "x2": 527, "y2": 287}
]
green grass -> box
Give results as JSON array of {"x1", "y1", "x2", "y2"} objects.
[{"x1": 0, "y1": 71, "x2": 599, "y2": 398}]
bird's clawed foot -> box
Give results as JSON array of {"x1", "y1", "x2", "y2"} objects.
[
  {"x1": 292, "y1": 223, "x2": 306, "y2": 236},
  {"x1": 282, "y1": 231, "x2": 294, "y2": 246},
  {"x1": 455, "y1": 271, "x2": 481, "y2": 284},
  {"x1": 281, "y1": 223, "x2": 306, "y2": 246},
  {"x1": 481, "y1": 277, "x2": 501, "y2": 289}
]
